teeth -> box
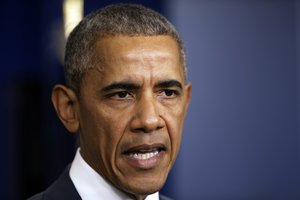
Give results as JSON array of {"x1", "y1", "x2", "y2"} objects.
[{"x1": 129, "y1": 150, "x2": 159, "y2": 160}]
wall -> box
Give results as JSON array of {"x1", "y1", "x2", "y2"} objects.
[{"x1": 164, "y1": 0, "x2": 300, "y2": 199}]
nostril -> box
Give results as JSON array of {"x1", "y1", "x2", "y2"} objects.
[
  {"x1": 134, "y1": 127, "x2": 148, "y2": 133},
  {"x1": 133, "y1": 126, "x2": 162, "y2": 134}
]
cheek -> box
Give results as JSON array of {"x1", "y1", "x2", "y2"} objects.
[
  {"x1": 97, "y1": 106, "x2": 130, "y2": 149},
  {"x1": 80, "y1": 103, "x2": 127, "y2": 153},
  {"x1": 165, "y1": 101, "x2": 186, "y2": 129},
  {"x1": 81, "y1": 104, "x2": 130, "y2": 172},
  {"x1": 162, "y1": 103, "x2": 186, "y2": 153}
]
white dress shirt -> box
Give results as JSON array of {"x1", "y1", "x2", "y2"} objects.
[{"x1": 70, "y1": 148, "x2": 159, "y2": 200}]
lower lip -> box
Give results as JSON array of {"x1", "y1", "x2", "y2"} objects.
[{"x1": 123, "y1": 151, "x2": 165, "y2": 170}]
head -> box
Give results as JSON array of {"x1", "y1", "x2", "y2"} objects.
[
  {"x1": 51, "y1": 3, "x2": 191, "y2": 199},
  {"x1": 64, "y1": 3, "x2": 187, "y2": 95}
]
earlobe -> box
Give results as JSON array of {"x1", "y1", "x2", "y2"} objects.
[{"x1": 51, "y1": 84, "x2": 80, "y2": 133}]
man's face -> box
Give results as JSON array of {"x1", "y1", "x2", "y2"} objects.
[{"x1": 77, "y1": 35, "x2": 191, "y2": 196}]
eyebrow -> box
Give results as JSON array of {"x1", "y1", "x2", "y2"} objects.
[
  {"x1": 100, "y1": 79, "x2": 183, "y2": 94},
  {"x1": 101, "y1": 81, "x2": 140, "y2": 93},
  {"x1": 155, "y1": 80, "x2": 183, "y2": 90}
]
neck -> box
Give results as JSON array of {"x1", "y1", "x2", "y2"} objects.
[{"x1": 135, "y1": 195, "x2": 147, "y2": 200}]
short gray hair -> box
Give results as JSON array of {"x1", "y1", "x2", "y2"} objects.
[{"x1": 64, "y1": 3, "x2": 186, "y2": 94}]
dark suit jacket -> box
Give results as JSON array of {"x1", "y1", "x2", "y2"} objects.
[{"x1": 28, "y1": 166, "x2": 172, "y2": 200}]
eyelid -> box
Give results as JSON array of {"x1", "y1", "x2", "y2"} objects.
[
  {"x1": 107, "y1": 90, "x2": 134, "y2": 100},
  {"x1": 157, "y1": 88, "x2": 181, "y2": 98}
]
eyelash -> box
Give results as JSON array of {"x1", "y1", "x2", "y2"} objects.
[
  {"x1": 109, "y1": 91, "x2": 133, "y2": 100},
  {"x1": 158, "y1": 89, "x2": 179, "y2": 98}
]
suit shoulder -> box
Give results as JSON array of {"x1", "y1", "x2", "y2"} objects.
[
  {"x1": 27, "y1": 192, "x2": 44, "y2": 200},
  {"x1": 27, "y1": 166, "x2": 81, "y2": 200}
]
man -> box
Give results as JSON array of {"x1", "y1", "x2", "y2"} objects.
[{"x1": 29, "y1": 3, "x2": 191, "y2": 200}]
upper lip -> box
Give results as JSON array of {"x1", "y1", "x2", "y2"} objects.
[{"x1": 123, "y1": 143, "x2": 166, "y2": 154}]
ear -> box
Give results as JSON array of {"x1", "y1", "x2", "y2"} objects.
[
  {"x1": 51, "y1": 84, "x2": 80, "y2": 133},
  {"x1": 184, "y1": 83, "x2": 192, "y2": 110}
]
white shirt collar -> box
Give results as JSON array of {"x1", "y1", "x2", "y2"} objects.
[{"x1": 69, "y1": 148, "x2": 159, "y2": 200}]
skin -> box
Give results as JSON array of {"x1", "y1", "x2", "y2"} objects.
[{"x1": 52, "y1": 35, "x2": 191, "y2": 200}]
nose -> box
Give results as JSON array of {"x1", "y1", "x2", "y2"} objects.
[{"x1": 130, "y1": 94, "x2": 164, "y2": 133}]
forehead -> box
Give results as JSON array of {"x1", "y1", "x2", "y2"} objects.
[
  {"x1": 85, "y1": 35, "x2": 185, "y2": 85},
  {"x1": 97, "y1": 35, "x2": 180, "y2": 60}
]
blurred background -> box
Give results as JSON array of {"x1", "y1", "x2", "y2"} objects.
[{"x1": 1, "y1": 0, "x2": 299, "y2": 199}]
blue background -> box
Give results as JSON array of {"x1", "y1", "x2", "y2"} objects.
[{"x1": 1, "y1": 0, "x2": 299, "y2": 199}]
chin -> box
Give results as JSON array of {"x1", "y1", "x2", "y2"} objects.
[
  {"x1": 121, "y1": 177, "x2": 166, "y2": 196},
  {"x1": 128, "y1": 185, "x2": 162, "y2": 197}
]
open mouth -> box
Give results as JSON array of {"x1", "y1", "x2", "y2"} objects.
[
  {"x1": 128, "y1": 150, "x2": 160, "y2": 160},
  {"x1": 122, "y1": 144, "x2": 166, "y2": 169}
]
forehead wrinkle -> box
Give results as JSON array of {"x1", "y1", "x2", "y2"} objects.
[
  {"x1": 123, "y1": 51, "x2": 175, "y2": 82},
  {"x1": 93, "y1": 36, "x2": 184, "y2": 88},
  {"x1": 117, "y1": 53, "x2": 182, "y2": 88},
  {"x1": 125, "y1": 49, "x2": 172, "y2": 63}
]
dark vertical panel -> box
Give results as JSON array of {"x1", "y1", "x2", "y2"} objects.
[
  {"x1": 296, "y1": 0, "x2": 300, "y2": 187},
  {"x1": 0, "y1": 0, "x2": 167, "y2": 199},
  {"x1": 0, "y1": 0, "x2": 76, "y2": 199}
]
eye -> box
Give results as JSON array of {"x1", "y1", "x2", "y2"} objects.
[
  {"x1": 110, "y1": 91, "x2": 133, "y2": 100},
  {"x1": 158, "y1": 89, "x2": 179, "y2": 98}
]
